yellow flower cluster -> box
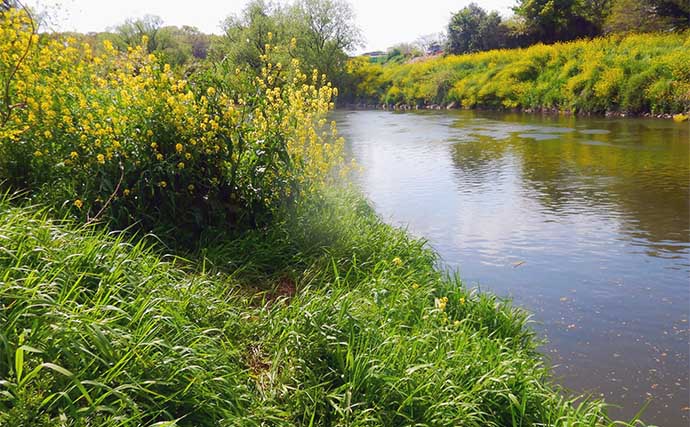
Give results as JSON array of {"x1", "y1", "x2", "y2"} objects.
[
  {"x1": 0, "y1": 8, "x2": 345, "y2": 226},
  {"x1": 346, "y1": 31, "x2": 690, "y2": 114},
  {"x1": 435, "y1": 296, "x2": 448, "y2": 312}
]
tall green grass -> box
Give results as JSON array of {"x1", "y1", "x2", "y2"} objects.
[
  {"x1": 0, "y1": 192, "x2": 644, "y2": 426},
  {"x1": 344, "y1": 32, "x2": 690, "y2": 115}
]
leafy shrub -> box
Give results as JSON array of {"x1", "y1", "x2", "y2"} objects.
[{"x1": 0, "y1": 9, "x2": 344, "y2": 236}]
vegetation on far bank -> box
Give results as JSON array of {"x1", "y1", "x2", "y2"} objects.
[{"x1": 342, "y1": 32, "x2": 690, "y2": 115}]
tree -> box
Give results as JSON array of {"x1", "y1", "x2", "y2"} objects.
[
  {"x1": 114, "y1": 15, "x2": 165, "y2": 53},
  {"x1": 213, "y1": 0, "x2": 287, "y2": 69},
  {"x1": 605, "y1": 0, "x2": 689, "y2": 32},
  {"x1": 513, "y1": 0, "x2": 600, "y2": 43},
  {"x1": 213, "y1": 0, "x2": 362, "y2": 86},
  {"x1": 447, "y1": 3, "x2": 505, "y2": 54},
  {"x1": 290, "y1": 0, "x2": 363, "y2": 80},
  {"x1": 180, "y1": 26, "x2": 211, "y2": 60},
  {"x1": 649, "y1": 0, "x2": 689, "y2": 29}
]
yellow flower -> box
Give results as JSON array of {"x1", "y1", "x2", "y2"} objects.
[
  {"x1": 175, "y1": 143, "x2": 183, "y2": 153},
  {"x1": 156, "y1": 153, "x2": 164, "y2": 161},
  {"x1": 44, "y1": 130, "x2": 52, "y2": 138},
  {"x1": 392, "y1": 257, "x2": 403, "y2": 266},
  {"x1": 177, "y1": 162, "x2": 185, "y2": 169},
  {"x1": 33, "y1": 150, "x2": 43, "y2": 157},
  {"x1": 70, "y1": 151, "x2": 78, "y2": 159},
  {"x1": 96, "y1": 153, "x2": 105, "y2": 164},
  {"x1": 187, "y1": 184, "x2": 195, "y2": 191},
  {"x1": 459, "y1": 297, "x2": 465, "y2": 305},
  {"x1": 159, "y1": 181, "x2": 167, "y2": 188},
  {"x1": 185, "y1": 152, "x2": 192, "y2": 160},
  {"x1": 74, "y1": 199, "x2": 83, "y2": 209},
  {"x1": 453, "y1": 320, "x2": 461, "y2": 327},
  {"x1": 207, "y1": 87, "x2": 216, "y2": 96},
  {"x1": 412, "y1": 283, "x2": 419, "y2": 289},
  {"x1": 150, "y1": 142, "x2": 158, "y2": 149},
  {"x1": 123, "y1": 188, "x2": 130, "y2": 196},
  {"x1": 435, "y1": 296, "x2": 448, "y2": 312},
  {"x1": 673, "y1": 113, "x2": 689, "y2": 122}
]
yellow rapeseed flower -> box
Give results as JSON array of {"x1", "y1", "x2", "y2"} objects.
[
  {"x1": 70, "y1": 151, "x2": 78, "y2": 159},
  {"x1": 177, "y1": 162, "x2": 185, "y2": 169},
  {"x1": 123, "y1": 188, "x2": 130, "y2": 197},
  {"x1": 392, "y1": 257, "x2": 403, "y2": 266},
  {"x1": 185, "y1": 152, "x2": 192, "y2": 160},
  {"x1": 435, "y1": 296, "x2": 448, "y2": 312},
  {"x1": 33, "y1": 150, "x2": 42, "y2": 157},
  {"x1": 156, "y1": 153, "x2": 164, "y2": 161},
  {"x1": 187, "y1": 184, "x2": 195, "y2": 191},
  {"x1": 159, "y1": 181, "x2": 167, "y2": 188},
  {"x1": 96, "y1": 154, "x2": 105, "y2": 164},
  {"x1": 74, "y1": 199, "x2": 83, "y2": 209},
  {"x1": 175, "y1": 143, "x2": 183, "y2": 153}
]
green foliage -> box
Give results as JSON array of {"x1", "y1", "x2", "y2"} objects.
[
  {"x1": 211, "y1": 0, "x2": 362, "y2": 88},
  {"x1": 447, "y1": 3, "x2": 506, "y2": 54},
  {"x1": 211, "y1": 0, "x2": 289, "y2": 70},
  {"x1": 0, "y1": 10, "x2": 341, "y2": 241},
  {"x1": 513, "y1": 0, "x2": 603, "y2": 42},
  {"x1": 344, "y1": 32, "x2": 690, "y2": 114},
  {"x1": 0, "y1": 191, "x2": 641, "y2": 426},
  {"x1": 112, "y1": 15, "x2": 212, "y2": 65},
  {"x1": 605, "y1": 0, "x2": 690, "y2": 33}
]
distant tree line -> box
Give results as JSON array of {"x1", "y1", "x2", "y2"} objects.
[
  {"x1": 446, "y1": 0, "x2": 689, "y2": 55},
  {"x1": 45, "y1": 0, "x2": 361, "y2": 87}
]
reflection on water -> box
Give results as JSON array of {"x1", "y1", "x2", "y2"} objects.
[{"x1": 335, "y1": 109, "x2": 690, "y2": 427}]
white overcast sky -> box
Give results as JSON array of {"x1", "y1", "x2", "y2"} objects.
[{"x1": 25, "y1": 0, "x2": 516, "y2": 53}]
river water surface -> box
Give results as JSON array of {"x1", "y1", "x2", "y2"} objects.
[{"x1": 334, "y1": 109, "x2": 689, "y2": 427}]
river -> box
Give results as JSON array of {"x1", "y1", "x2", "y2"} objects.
[{"x1": 334, "y1": 109, "x2": 689, "y2": 427}]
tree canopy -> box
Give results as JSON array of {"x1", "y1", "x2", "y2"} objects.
[{"x1": 447, "y1": 3, "x2": 505, "y2": 54}]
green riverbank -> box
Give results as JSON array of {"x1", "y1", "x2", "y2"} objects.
[
  {"x1": 0, "y1": 191, "x2": 643, "y2": 426},
  {"x1": 342, "y1": 32, "x2": 690, "y2": 116}
]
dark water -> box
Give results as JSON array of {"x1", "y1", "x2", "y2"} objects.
[{"x1": 335, "y1": 109, "x2": 690, "y2": 427}]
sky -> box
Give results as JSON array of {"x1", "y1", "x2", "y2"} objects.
[{"x1": 25, "y1": 0, "x2": 516, "y2": 53}]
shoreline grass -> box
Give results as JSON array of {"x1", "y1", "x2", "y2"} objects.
[{"x1": 0, "y1": 191, "x2": 643, "y2": 426}]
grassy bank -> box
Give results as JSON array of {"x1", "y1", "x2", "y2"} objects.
[
  {"x1": 0, "y1": 191, "x2": 640, "y2": 426},
  {"x1": 343, "y1": 32, "x2": 690, "y2": 115}
]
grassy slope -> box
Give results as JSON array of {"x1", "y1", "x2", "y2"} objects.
[
  {"x1": 0, "y1": 192, "x2": 637, "y2": 426},
  {"x1": 346, "y1": 32, "x2": 690, "y2": 115}
]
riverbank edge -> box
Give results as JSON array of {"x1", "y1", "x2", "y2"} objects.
[
  {"x1": 337, "y1": 102, "x2": 689, "y2": 120},
  {"x1": 0, "y1": 190, "x2": 637, "y2": 425}
]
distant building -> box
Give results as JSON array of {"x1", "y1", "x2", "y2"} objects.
[{"x1": 427, "y1": 43, "x2": 444, "y2": 56}]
